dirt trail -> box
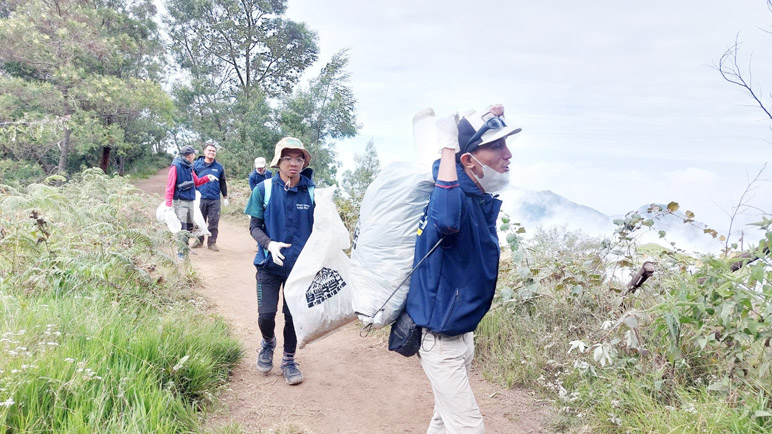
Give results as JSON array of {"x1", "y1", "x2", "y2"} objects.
[{"x1": 134, "y1": 169, "x2": 552, "y2": 433}]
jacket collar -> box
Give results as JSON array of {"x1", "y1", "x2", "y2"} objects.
[
  {"x1": 175, "y1": 157, "x2": 192, "y2": 168},
  {"x1": 196, "y1": 155, "x2": 216, "y2": 165},
  {"x1": 431, "y1": 159, "x2": 486, "y2": 197},
  {"x1": 272, "y1": 172, "x2": 315, "y2": 189}
]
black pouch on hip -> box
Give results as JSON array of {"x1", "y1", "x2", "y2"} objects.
[{"x1": 388, "y1": 310, "x2": 422, "y2": 357}]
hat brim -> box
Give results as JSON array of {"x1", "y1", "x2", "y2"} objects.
[
  {"x1": 478, "y1": 125, "x2": 522, "y2": 147},
  {"x1": 270, "y1": 148, "x2": 312, "y2": 169}
]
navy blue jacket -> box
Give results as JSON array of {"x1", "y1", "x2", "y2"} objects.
[
  {"x1": 172, "y1": 158, "x2": 196, "y2": 201},
  {"x1": 249, "y1": 168, "x2": 273, "y2": 191},
  {"x1": 244, "y1": 173, "x2": 315, "y2": 278},
  {"x1": 193, "y1": 156, "x2": 228, "y2": 200},
  {"x1": 405, "y1": 160, "x2": 502, "y2": 336}
]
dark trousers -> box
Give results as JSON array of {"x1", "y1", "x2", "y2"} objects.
[
  {"x1": 197, "y1": 198, "x2": 221, "y2": 245},
  {"x1": 256, "y1": 268, "x2": 297, "y2": 354}
]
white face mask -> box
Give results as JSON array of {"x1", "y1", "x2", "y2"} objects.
[{"x1": 470, "y1": 155, "x2": 510, "y2": 193}]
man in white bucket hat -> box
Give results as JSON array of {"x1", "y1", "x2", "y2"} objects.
[
  {"x1": 244, "y1": 136, "x2": 315, "y2": 385},
  {"x1": 405, "y1": 104, "x2": 521, "y2": 433},
  {"x1": 249, "y1": 156, "x2": 272, "y2": 191}
]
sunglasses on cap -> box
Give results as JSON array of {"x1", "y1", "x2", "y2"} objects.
[{"x1": 464, "y1": 112, "x2": 507, "y2": 148}]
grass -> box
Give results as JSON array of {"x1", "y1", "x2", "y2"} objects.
[
  {"x1": 0, "y1": 168, "x2": 243, "y2": 433},
  {"x1": 474, "y1": 225, "x2": 772, "y2": 433}
]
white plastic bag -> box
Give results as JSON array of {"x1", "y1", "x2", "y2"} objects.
[
  {"x1": 284, "y1": 187, "x2": 356, "y2": 348},
  {"x1": 191, "y1": 191, "x2": 211, "y2": 237},
  {"x1": 155, "y1": 191, "x2": 211, "y2": 237},
  {"x1": 156, "y1": 202, "x2": 182, "y2": 233},
  {"x1": 350, "y1": 162, "x2": 435, "y2": 328}
]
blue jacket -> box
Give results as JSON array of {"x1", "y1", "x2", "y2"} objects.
[
  {"x1": 172, "y1": 158, "x2": 196, "y2": 201},
  {"x1": 249, "y1": 168, "x2": 273, "y2": 191},
  {"x1": 244, "y1": 173, "x2": 315, "y2": 278},
  {"x1": 405, "y1": 160, "x2": 502, "y2": 336},
  {"x1": 193, "y1": 156, "x2": 228, "y2": 200}
]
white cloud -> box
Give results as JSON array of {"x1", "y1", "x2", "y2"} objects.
[{"x1": 286, "y1": 0, "x2": 772, "y2": 235}]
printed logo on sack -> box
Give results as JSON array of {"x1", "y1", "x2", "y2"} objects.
[
  {"x1": 352, "y1": 222, "x2": 360, "y2": 250},
  {"x1": 306, "y1": 267, "x2": 346, "y2": 307}
]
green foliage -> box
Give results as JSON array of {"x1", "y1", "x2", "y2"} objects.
[
  {"x1": 277, "y1": 49, "x2": 359, "y2": 185},
  {"x1": 0, "y1": 158, "x2": 44, "y2": 186},
  {"x1": 0, "y1": 168, "x2": 242, "y2": 431},
  {"x1": 341, "y1": 139, "x2": 380, "y2": 203},
  {"x1": 476, "y1": 208, "x2": 772, "y2": 432},
  {"x1": 334, "y1": 139, "x2": 379, "y2": 242},
  {"x1": 0, "y1": 0, "x2": 171, "y2": 175}
]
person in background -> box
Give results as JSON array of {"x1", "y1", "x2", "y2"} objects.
[
  {"x1": 405, "y1": 104, "x2": 521, "y2": 434},
  {"x1": 192, "y1": 142, "x2": 228, "y2": 251},
  {"x1": 164, "y1": 145, "x2": 216, "y2": 260},
  {"x1": 244, "y1": 137, "x2": 314, "y2": 386},
  {"x1": 249, "y1": 157, "x2": 272, "y2": 191}
]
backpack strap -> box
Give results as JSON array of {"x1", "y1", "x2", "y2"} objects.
[
  {"x1": 263, "y1": 178, "x2": 272, "y2": 209},
  {"x1": 263, "y1": 177, "x2": 314, "y2": 208}
]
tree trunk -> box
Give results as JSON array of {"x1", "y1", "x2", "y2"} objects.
[
  {"x1": 57, "y1": 94, "x2": 73, "y2": 174},
  {"x1": 100, "y1": 146, "x2": 111, "y2": 172},
  {"x1": 57, "y1": 127, "x2": 71, "y2": 174}
]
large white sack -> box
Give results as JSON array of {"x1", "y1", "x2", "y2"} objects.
[
  {"x1": 284, "y1": 187, "x2": 356, "y2": 348},
  {"x1": 350, "y1": 162, "x2": 435, "y2": 328},
  {"x1": 156, "y1": 202, "x2": 182, "y2": 233},
  {"x1": 155, "y1": 191, "x2": 211, "y2": 237},
  {"x1": 191, "y1": 191, "x2": 211, "y2": 237}
]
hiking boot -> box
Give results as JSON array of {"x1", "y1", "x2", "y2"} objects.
[
  {"x1": 208, "y1": 243, "x2": 219, "y2": 252},
  {"x1": 281, "y1": 360, "x2": 304, "y2": 385},
  {"x1": 191, "y1": 238, "x2": 203, "y2": 248},
  {"x1": 256, "y1": 339, "x2": 275, "y2": 374}
]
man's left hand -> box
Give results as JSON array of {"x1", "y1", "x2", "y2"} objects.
[{"x1": 223, "y1": 198, "x2": 229, "y2": 207}]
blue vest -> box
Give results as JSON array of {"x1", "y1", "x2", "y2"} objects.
[
  {"x1": 247, "y1": 174, "x2": 315, "y2": 278},
  {"x1": 249, "y1": 169, "x2": 273, "y2": 191},
  {"x1": 194, "y1": 157, "x2": 224, "y2": 199},
  {"x1": 172, "y1": 158, "x2": 196, "y2": 201}
]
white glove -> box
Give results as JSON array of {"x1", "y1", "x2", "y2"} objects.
[
  {"x1": 267, "y1": 241, "x2": 290, "y2": 266},
  {"x1": 207, "y1": 174, "x2": 218, "y2": 182},
  {"x1": 223, "y1": 198, "x2": 229, "y2": 207},
  {"x1": 435, "y1": 114, "x2": 460, "y2": 153}
]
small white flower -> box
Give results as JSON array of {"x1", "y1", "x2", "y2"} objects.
[
  {"x1": 0, "y1": 398, "x2": 14, "y2": 407},
  {"x1": 46, "y1": 342, "x2": 59, "y2": 346},
  {"x1": 64, "y1": 358, "x2": 74, "y2": 363}
]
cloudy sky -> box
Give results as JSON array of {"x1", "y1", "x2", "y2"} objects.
[{"x1": 286, "y1": 0, "x2": 771, "y2": 239}]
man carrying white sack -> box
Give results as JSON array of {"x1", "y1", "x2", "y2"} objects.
[
  {"x1": 243, "y1": 137, "x2": 314, "y2": 386},
  {"x1": 405, "y1": 104, "x2": 521, "y2": 433}
]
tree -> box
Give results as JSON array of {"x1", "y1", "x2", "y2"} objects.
[
  {"x1": 165, "y1": 0, "x2": 318, "y2": 99},
  {"x1": 0, "y1": 0, "x2": 171, "y2": 175},
  {"x1": 164, "y1": 0, "x2": 320, "y2": 178},
  {"x1": 278, "y1": 49, "x2": 359, "y2": 185},
  {"x1": 341, "y1": 139, "x2": 380, "y2": 203}
]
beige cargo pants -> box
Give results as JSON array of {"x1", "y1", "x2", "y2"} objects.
[{"x1": 418, "y1": 330, "x2": 485, "y2": 434}]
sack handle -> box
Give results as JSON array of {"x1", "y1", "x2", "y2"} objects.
[{"x1": 359, "y1": 235, "x2": 445, "y2": 337}]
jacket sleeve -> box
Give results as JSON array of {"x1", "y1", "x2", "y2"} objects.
[
  {"x1": 250, "y1": 217, "x2": 271, "y2": 248},
  {"x1": 428, "y1": 179, "x2": 463, "y2": 234},
  {"x1": 219, "y1": 167, "x2": 228, "y2": 197},
  {"x1": 164, "y1": 166, "x2": 177, "y2": 207},
  {"x1": 193, "y1": 171, "x2": 210, "y2": 187},
  {"x1": 248, "y1": 172, "x2": 256, "y2": 191},
  {"x1": 244, "y1": 183, "x2": 265, "y2": 219}
]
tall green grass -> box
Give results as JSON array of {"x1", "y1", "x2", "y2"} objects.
[
  {"x1": 0, "y1": 169, "x2": 242, "y2": 433},
  {"x1": 476, "y1": 221, "x2": 772, "y2": 433}
]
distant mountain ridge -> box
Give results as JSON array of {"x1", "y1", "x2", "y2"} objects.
[{"x1": 497, "y1": 188, "x2": 723, "y2": 253}]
